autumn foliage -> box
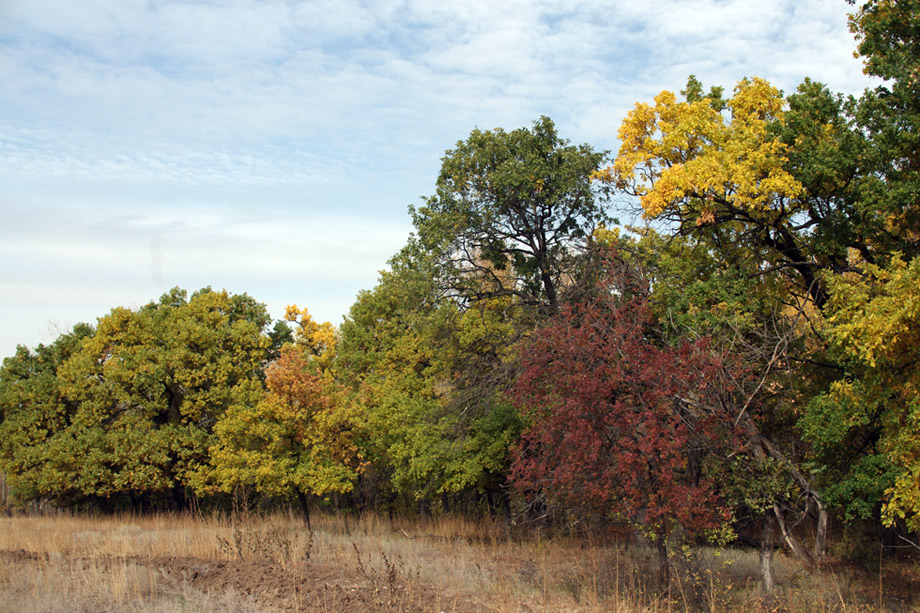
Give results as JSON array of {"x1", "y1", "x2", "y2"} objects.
[{"x1": 512, "y1": 269, "x2": 734, "y2": 545}]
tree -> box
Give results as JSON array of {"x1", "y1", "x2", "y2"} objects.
[
  {"x1": 347, "y1": 116, "x2": 609, "y2": 511},
  {"x1": 849, "y1": 0, "x2": 920, "y2": 257},
  {"x1": 1, "y1": 288, "x2": 275, "y2": 509},
  {"x1": 337, "y1": 244, "x2": 524, "y2": 514},
  {"x1": 412, "y1": 116, "x2": 609, "y2": 311},
  {"x1": 778, "y1": 1, "x2": 920, "y2": 546},
  {"x1": 512, "y1": 266, "x2": 734, "y2": 584},
  {"x1": 805, "y1": 255, "x2": 920, "y2": 532},
  {"x1": 598, "y1": 76, "x2": 868, "y2": 309},
  {"x1": 336, "y1": 244, "x2": 448, "y2": 504},
  {"x1": 0, "y1": 324, "x2": 93, "y2": 506},
  {"x1": 599, "y1": 73, "x2": 910, "y2": 567},
  {"x1": 201, "y1": 345, "x2": 364, "y2": 526},
  {"x1": 630, "y1": 225, "x2": 832, "y2": 570},
  {"x1": 284, "y1": 305, "x2": 338, "y2": 373}
]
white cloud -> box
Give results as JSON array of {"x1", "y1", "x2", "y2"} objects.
[{"x1": 0, "y1": 197, "x2": 411, "y2": 355}]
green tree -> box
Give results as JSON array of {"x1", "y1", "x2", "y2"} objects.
[
  {"x1": 0, "y1": 324, "x2": 93, "y2": 506},
  {"x1": 412, "y1": 116, "x2": 609, "y2": 311},
  {"x1": 805, "y1": 255, "x2": 920, "y2": 531},
  {"x1": 0, "y1": 288, "x2": 275, "y2": 509},
  {"x1": 849, "y1": 0, "x2": 920, "y2": 257},
  {"x1": 337, "y1": 245, "x2": 523, "y2": 512},
  {"x1": 787, "y1": 0, "x2": 920, "y2": 541}
]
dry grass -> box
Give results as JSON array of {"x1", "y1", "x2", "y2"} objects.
[
  {"x1": 0, "y1": 513, "x2": 259, "y2": 612},
  {"x1": 0, "y1": 511, "x2": 914, "y2": 612}
]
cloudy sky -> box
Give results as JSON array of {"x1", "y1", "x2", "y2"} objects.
[{"x1": 1, "y1": 0, "x2": 875, "y2": 359}]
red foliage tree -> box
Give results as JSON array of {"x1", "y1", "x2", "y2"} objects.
[{"x1": 512, "y1": 272, "x2": 735, "y2": 582}]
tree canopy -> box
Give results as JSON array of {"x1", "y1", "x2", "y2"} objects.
[{"x1": 412, "y1": 115, "x2": 609, "y2": 311}]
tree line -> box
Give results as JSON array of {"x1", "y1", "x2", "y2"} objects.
[{"x1": 2, "y1": 0, "x2": 919, "y2": 588}]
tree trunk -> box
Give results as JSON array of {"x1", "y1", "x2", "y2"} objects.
[
  {"x1": 485, "y1": 489, "x2": 497, "y2": 519},
  {"x1": 656, "y1": 535, "x2": 670, "y2": 586},
  {"x1": 499, "y1": 486, "x2": 513, "y2": 541},
  {"x1": 295, "y1": 489, "x2": 311, "y2": 530},
  {"x1": 814, "y1": 497, "x2": 828, "y2": 560},
  {"x1": 773, "y1": 503, "x2": 812, "y2": 562},
  {"x1": 540, "y1": 267, "x2": 558, "y2": 311},
  {"x1": 760, "y1": 515, "x2": 777, "y2": 592},
  {"x1": 740, "y1": 405, "x2": 828, "y2": 564}
]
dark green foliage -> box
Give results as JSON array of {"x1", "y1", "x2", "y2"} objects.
[
  {"x1": 849, "y1": 0, "x2": 920, "y2": 259},
  {"x1": 0, "y1": 288, "x2": 274, "y2": 509},
  {"x1": 412, "y1": 115, "x2": 609, "y2": 311},
  {"x1": 0, "y1": 324, "x2": 93, "y2": 504}
]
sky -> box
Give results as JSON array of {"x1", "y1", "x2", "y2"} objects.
[{"x1": 0, "y1": 0, "x2": 877, "y2": 359}]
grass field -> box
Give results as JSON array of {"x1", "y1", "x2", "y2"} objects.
[{"x1": 0, "y1": 511, "x2": 916, "y2": 612}]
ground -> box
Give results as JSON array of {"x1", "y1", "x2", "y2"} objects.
[
  {"x1": 1, "y1": 547, "x2": 494, "y2": 612},
  {"x1": 1, "y1": 513, "x2": 918, "y2": 612}
]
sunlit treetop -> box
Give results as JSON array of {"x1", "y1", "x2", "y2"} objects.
[
  {"x1": 598, "y1": 77, "x2": 803, "y2": 224},
  {"x1": 284, "y1": 305, "x2": 337, "y2": 372}
]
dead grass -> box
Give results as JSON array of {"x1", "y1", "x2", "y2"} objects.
[{"x1": 0, "y1": 511, "x2": 915, "y2": 612}]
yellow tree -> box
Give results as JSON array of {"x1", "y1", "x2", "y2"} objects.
[
  {"x1": 0, "y1": 288, "x2": 274, "y2": 510},
  {"x1": 809, "y1": 255, "x2": 920, "y2": 532},
  {"x1": 200, "y1": 345, "x2": 363, "y2": 525},
  {"x1": 597, "y1": 76, "x2": 861, "y2": 308},
  {"x1": 605, "y1": 77, "x2": 800, "y2": 219},
  {"x1": 285, "y1": 305, "x2": 337, "y2": 373}
]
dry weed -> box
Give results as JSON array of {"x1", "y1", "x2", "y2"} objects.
[{"x1": 0, "y1": 512, "x2": 915, "y2": 612}]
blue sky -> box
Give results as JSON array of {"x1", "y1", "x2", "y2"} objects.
[{"x1": 1, "y1": 0, "x2": 875, "y2": 359}]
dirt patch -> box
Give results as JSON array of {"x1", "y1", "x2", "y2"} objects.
[
  {"x1": 1, "y1": 548, "x2": 51, "y2": 563},
  {"x1": 150, "y1": 554, "x2": 495, "y2": 612}
]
